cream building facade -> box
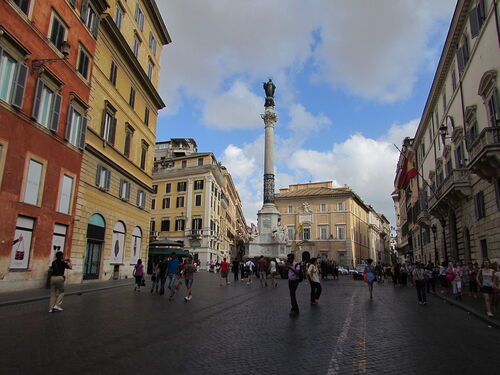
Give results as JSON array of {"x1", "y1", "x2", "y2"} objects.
[
  {"x1": 275, "y1": 182, "x2": 381, "y2": 266},
  {"x1": 151, "y1": 139, "x2": 248, "y2": 264},
  {"x1": 393, "y1": 0, "x2": 500, "y2": 264},
  {"x1": 70, "y1": 0, "x2": 170, "y2": 282}
]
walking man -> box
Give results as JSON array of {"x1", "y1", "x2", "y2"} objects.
[
  {"x1": 232, "y1": 258, "x2": 239, "y2": 282},
  {"x1": 167, "y1": 253, "x2": 180, "y2": 300},
  {"x1": 49, "y1": 251, "x2": 72, "y2": 313},
  {"x1": 413, "y1": 262, "x2": 427, "y2": 305},
  {"x1": 245, "y1": 259, "x2": 254, "y2": 285},
  {"x1": 183, "y1": 258, "x2": 195, "y2": 301},
  {"x1": 257, "y1": 255, "x2": 268, "y2": 287},
  {"x1": 285, "y1": 253, "x2": 300, "y2": 314},
  {"x1": 220, "y1": 257, "x2": 230, "y2": 286},
  {"x1": 307, "y1": 258, "x2": 322, "y2": 305},
  {"x1": 158, "y1": 257, "x2": 168, "y2": 295}
]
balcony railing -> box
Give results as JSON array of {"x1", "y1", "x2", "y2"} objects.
[
  {"x1": 466, "y1": 127, "x2": 500, "y2": 180},
  {"x1": 428, "y1": 168, "x2": 471, "y2": 216}
]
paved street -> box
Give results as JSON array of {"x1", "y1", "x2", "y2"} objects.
[{"x1": 1, "y1": 273, "x2": 499, "y2": 375}]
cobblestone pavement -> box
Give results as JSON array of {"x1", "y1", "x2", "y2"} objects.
[{"x1": 1, "y1": 273, "x2": 499, "y2": 375}]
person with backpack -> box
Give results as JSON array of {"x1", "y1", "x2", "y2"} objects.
[
  {"x1": 364, "y1": 258, "x2": 376, "y2": 299},
  {"x1": 48, "y1": 251, "x2": 72, "y2": 313},
  {"x1": 307, "y1": 258, "x2": 321, "y2": 305},
  {"x1": 285, "y1": 253, "x2": 301, "y2": 314},
  {"x1": 245, "y1": 259, "x2": 254, "y2": 285},
  {"x1": 413, "y1": 262, "x2": 427, "y2": 305}
]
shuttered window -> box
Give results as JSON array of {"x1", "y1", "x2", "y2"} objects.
[
  {"x1": 0, "y1": 47, "x2": 28, "y2": 109},
  {"x1": 65, "y1": 105, "x2": 88, "y2": 150},
  {"x1": 32, "y1": 79, "x2": 62, "y2": 131},
  {"x1": 24, "y1": 159, "x2": 43, "y2": 205},
  {"x1": 58, "y1": 174, "x2": 74, "y2": 214},
  {"x1": 96, "y1": 165, "x2": 111, "y2": 191}
]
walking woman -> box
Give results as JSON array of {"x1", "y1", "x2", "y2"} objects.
[
  {"x1": 48, "y1": 251, "x2": 72, "y2": 313},
  {"x1": 364, "y1": 259, "x2": 376, "y2": 299},
  {"x1": 183, "y1": 258, "x2": 195, "y2": 302},
  {"x1": 307, "y1": 258, "x2": 322, "y2": 305},
  {"x1": 413, "y1": 263, "x2": 427, "y2": 305},
  {"x1": 133, "y1": 259, "x2": 144, "y2": 292},
  {"x1": 150, "y1": 260, "x2": 160, "y2": 294},
  {"x1": 477, "y1": 259, "x2": 496, "y2": 317}
]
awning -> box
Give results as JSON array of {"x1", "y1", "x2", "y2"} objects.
[
  {"x1": 149, "y1": 239, "x2": 184, "y2": 247},
  {"x1": 148, "y1": 248, "x2": 192, "y2": 257}
]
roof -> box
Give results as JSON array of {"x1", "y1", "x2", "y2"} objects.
[{"x1": 275, "y1": 187, "x2": 350, "y2": 198}]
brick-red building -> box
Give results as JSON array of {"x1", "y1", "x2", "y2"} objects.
[{"x1": 0, "y1": 0, "x2": 108, "y2": 291}]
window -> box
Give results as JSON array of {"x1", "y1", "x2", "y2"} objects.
[
  {"x1": 320, "y1": 203, "x2": 327, "y2": 212},
  {"x1": 10, "y1": 216, "x2": 35, "y2": 270},
  {"x1": 23, "y1": 159, "x2": 43, "y2": 205},
  {"x1": 445, "y1": 157, "x2": 453, "y2": 176},
  {"x1": 302, "y1": 227, "x2": 310, "y2": 240},
  {"x1": 152, "y1": 184, "x2": 158, "y2": 194},
  {"x1": 124, "y1": 124, "x2": 133, "y2": 157},
  {"x1": 175, "y1": 218, "x2": 185, "y2": 231},
  {"x1": 192, "y1": 218, "x2": 202, "y2": 230},
  {"x1": 465, "y1": 107, "x2": 478, "y2": 148},
  {"x1": 495, "y1": 178, "x2": 500, "y2": 211},
  {"x1": 144, "y1": 107, "x2": 150, "y2": 126},
  {"x1": 147, "y1": 59, "x2": 154, "y2": 80},
  {"x1": 135, "y1": 4, "x2": 145, "y2": 30},
  {"x1": 81, "y1": 0, "x2": 99, "y2": 38},
  {"x1": 480, "y1": 239, "x2": 488, "y2": 258},
  {"x1": 195, "y1": 194, "x2": 202, "y2": 206},
  {"x1": 287, "y1": 205, "x2": 293, "y2": 213},
  {"x1": 129, "y1": 87, "x2": 136, "y2": 108},
  {"x1": 457, "y1": 36, "x2": 470, "y2": 76},
  {"x1": 319, "y1": 226, "x2": 328, "y2": 240},
  {"x1": 287, "y1": 227, "x2": 294, "y2": 241},
  {"x1": 452, "y1": 68, "x2": 457, "y2": 91},
  {"x1": 58, "y1": 174, "x2": 74, "y2": 214},
  {"x1": 337, "y1": 225, "x2": 346, "y2": 240},
  {"x1": 49, "y1": 14, "x2": 67, "y2": 52},
  {"x1": 32, "y1": 79, "x2": 62, "y2": 131},
  {"x1": 100, "y1": 104, "x2": 116, "y2": 144},
  {"x1": 77, "y1": 46, "x2": 91, "y2": 80},
  {"x1": 194, "y1": 180, "x2": 204, "y2": 190},
  {"x1": 455, "y1": 143, "x2": 466, "y2": 168},
  {"x1": 109, "y1": 61, "x2": 118, "y2": 86},
  {"x1": 177, "y1": 182, "x2": 186, "y2": 192},
  {"x1": 140, "y1": 141, "x2": 148, "y2": 170},
  {"x1": 149, "y1": 32, "x2": 157, "y2": 55},
  {"x1": 95, "y1": 165, "x2": 110, "y2": 190},
  {"x1": 486, "y1": 90, "x2": 499, "y2": 127},
  {"x1": 12, "y1": 0, "x2": 30, "y2": 14},
  {"x1": 182, "y1": 160, "x2": 187, "y2": 168},
  {"x1": 161, "y1": 218, "x2": 170, "y2": 232},
  {"x1": 133, "y1": 35, "x2": 140, "y2": 58},
  {"x1": 119, "y1": 179, "x2": 130, "y2": 200},
  {"x1": 65, "y1": 105, "x2": 88, "y2": 149},
  {"x1": 337, "y1": 202, "x2": 344, "y2": 211},
  {"x1": 469, "y1": 0, "x2": 486, "y2": 38},
  {"x1": 165, "y1": 183, "x2": 171, "y2": 193},
  {"x1": 151, "y1": 198, "x2": 155, "y2": 210},
  {"x1": 198, "y1": 158, "x2": 204, "y2": 166},
  {"x1": 137, "y1": 190, "x2": 145, "y2": 208},
  {"x1": 475, "y1": 191, "x2": 486, "y2": 220},
  {"x1": 442, "y1": 91, "x2": 447, "y2": 111},
  {"x1": 150, "y1": 220, "x2": 156, "y2": 234},
  {"x1": 0, "y1": 48, "x2": 28, "y2": 109},
  {"x1": 162, "y1": 197, "x2": 170, "y2": 209},
  {"x1": 114, "y1": 3, "x2": 124, "y2": 30},
  {"x1": 176, "y1": 196, "x2": 185, "y2": 208}
]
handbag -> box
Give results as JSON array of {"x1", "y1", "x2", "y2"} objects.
[
  {"x1": 141, "y1": 277, "x2": 146, "y2": 286},
  {"x1": 363, "y1": 272, "x2": 368, "y2": 283},
  {"x1": 446, "y1": 273, "x2": 455, "y2": 281}
]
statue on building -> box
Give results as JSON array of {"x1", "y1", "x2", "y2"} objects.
[
  {"x1": 301, "y1": 202, "x2": 312, "y2": 213},
  {"x1": 263, "y1": 78, "x2": 276, "y2": 107},
  {"x1": 250, "y1": 223, "x2": 259, "y2": 240}
]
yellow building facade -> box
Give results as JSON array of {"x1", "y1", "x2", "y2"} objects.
[
  {"x1": 275, "y1": 182, "x2": 371, "y2": 266},
  {"x1": 151, "y1": 139, "x2": 248, "y2": 264},
  {"x1": 69, "y1": 0, "x2": 170, "y2": 282}
]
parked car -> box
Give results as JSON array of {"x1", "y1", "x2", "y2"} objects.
[
  {"x1": 352, "y1": 265, "x2": 366, "y2": 280},
  {"x1": 338, "y1": 267, "x2": 349, "y2": 275}
]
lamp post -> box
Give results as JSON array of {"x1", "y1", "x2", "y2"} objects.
[
  {"x1": 431, "y1": 224, "x2": 438, "y2": 264},
  {"x1": 32, "y1": 41, "x2": 71, "y2": 69},
  {"x1": 440, "y1": 219, "x2": 449, "y2": 263}
]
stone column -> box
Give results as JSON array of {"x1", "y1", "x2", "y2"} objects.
[{"x1": 262, "y1": 107, "x2": 278, "y2": 204}]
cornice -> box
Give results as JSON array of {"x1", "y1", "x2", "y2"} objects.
[
  {"x1": 143, "y1": 0, "x2": 171, "y2": 45},
  {"x1": 101, "y1": 15, "x2": 165, "y2": 109}
]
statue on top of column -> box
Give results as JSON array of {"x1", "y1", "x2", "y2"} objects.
[{"x1": 263, "y1": 78, "x2": 276, "y2": 107}]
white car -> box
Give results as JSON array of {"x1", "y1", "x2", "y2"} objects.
[{"x1": 338, "y1": 267, "x2": 349, "y2": 275}]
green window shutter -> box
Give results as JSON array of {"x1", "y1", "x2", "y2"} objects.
[{"x1": 12, "y1": 63, "x2": 28, "y2": 109}]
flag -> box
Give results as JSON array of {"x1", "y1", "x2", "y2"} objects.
[{"x1": 396, "y1": 155, "x2": 418, "y2": 189}]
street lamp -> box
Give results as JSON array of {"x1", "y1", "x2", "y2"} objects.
[
  {"x1": 440, "y1": 219, "x2": 449, "y2": 264},
  {"x1": 32, "y1": 41, "x2": 71, "y2": 69},
  {"x1": 431, "y1": 224, "x2": 438, "y2": 264}
]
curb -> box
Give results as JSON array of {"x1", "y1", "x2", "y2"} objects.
[
  {"x1": 0, "y1": 282, "x2": 131, "y2": 308},
  {"x1": 431, "y1": 292, "x2": 500, "y2": 330}
]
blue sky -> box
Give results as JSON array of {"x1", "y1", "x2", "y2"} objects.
[{"x1": 155, "y1": 0, "x2": 456, "y2": 225}]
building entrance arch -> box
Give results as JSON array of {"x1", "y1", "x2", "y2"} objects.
[{"x1": 84, "y1": 214, "x2": 106, "y2": 280}]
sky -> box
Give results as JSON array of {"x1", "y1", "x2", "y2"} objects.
[{"x1": 155, "y1": 0, "x2": 456, "y2": 227}]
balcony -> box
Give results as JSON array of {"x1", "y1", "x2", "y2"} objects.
[
  {"x1": 428, "y1": 168, "x2": 471, "y2": 218},
  {"x1": 186, "y1": 229, "x2": 203, "y2": 239},
  {"x1": 467, "y1": 127, "x2": 500, "y2": 180}
]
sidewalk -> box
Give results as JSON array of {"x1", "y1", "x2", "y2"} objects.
[
  {"x1": 0, "y1": 278, "x2": 133, "y2": 307},
  {"x1": 430, "y1": 286, "x2": 500, "y2": 329}
]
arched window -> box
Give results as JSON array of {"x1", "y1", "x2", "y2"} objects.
[
  {"x1": 110, "y1": 221, "x2": 126, "y2": 264},
  {"x1": 478, "y1": 70, "x2": 499, "y2": 127},
  {"x1": 130, "y1": 226, "x2": 142, "y2": 265}
]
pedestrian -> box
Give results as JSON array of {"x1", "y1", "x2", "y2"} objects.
[
  {"x1": 307, "y1": 258, "x2": 321, "y2": 305},
  {"x1": 285, "y1": 253, "x2": 300, "y2": 314},
  {"x1": 220, "y1": 257, "x2": 230, "y2": 286},
  {"x1": 476, "y1": 258, "x2": 496, "y2": 317},
  {"x1": 364, "y1": 259, "x2": 376, "y2": 299},
  {"x1": 158, "y1": 257, "x2": 168, "y2": 295},
  {"x1": 133, "y1": 259, "x2": 144, "y2": 292},
  {"x1": 425, "y1": 263, "x2": 436, "y2": 294},
  {"x1": 245, "y1": 259, "x2": 254, "y2": 285},
  {"x1": 48, "y1": 251, "x2": 72, "y2": 313},
  {"x1": 391, "y1": 263, "x2": 399, "y2": 287},
  {"x1": 466, "y1": 262, "x2": 479, "y2": 298},
  {"x1": 167, "y1": 253, "x2": 180, "y2": 300},
  {"x1": 453, "y1": 262, "x2": 464, "y2": 300},
  {"x1": 413, "y1": 263, "x2": 427, "y2": 305},
  {"x1": 439, "y1": 262, "x2": 448, "y2": 292},
  {"x1": 150, "y1": 260, "x2": 160, "y2": 294},
  {"x1": 257, "y1": 255, "x2": 268, "y2": 287},
  {"x1": 269, "y1": 258, "x2": 278, "y2": 288},
  {"x1": 183, "y1": 258, "x2": 195, "y2": 302},
  {"x1": 232, "y1": 258, "x2": 239, "y2": 282}
]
